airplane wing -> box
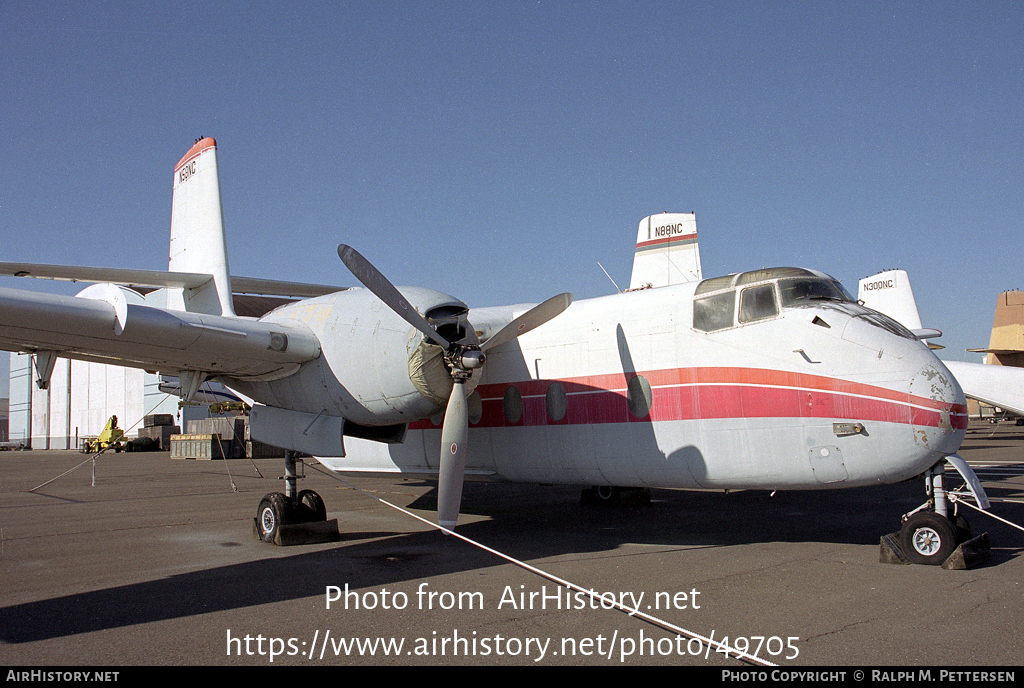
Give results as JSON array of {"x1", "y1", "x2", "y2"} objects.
[
  {"x1": 943, "y1": 360, "x2": 1024, "y2": 417},
  {"x1": 0, "y1": 262, "x2": 345, "y2": 298},
  {"x1": 0, "y1": 286, "x2": 321, "y2": 382}
]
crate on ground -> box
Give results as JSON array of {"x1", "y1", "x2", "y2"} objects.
[
  {"x1": 137, "y1": 424, "x2": 180, "y2": 450},
  {"x1": 186, "y1": 417, "x2": 245, "y2": 440},
  {"x1": 144, "y1": 414, "x2": 176, "y2": 428},
  {"x1": 170, "y1": 434, "x2": 231, "y2": 460}
]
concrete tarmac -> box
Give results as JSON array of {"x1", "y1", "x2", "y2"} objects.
[{"x1": 0, "y1": 420, "x2": 1021, "y2": 667}]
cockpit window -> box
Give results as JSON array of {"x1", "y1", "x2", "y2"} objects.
[
  {"x1": 693, "y1": 269, "x2": 860, "y2": 334},
  {"x1": 778, "y1": 278, "x2": 852, "y2": 307},
  {"x1": 847, "y1": 304, "x2": 918, "y2": 339},
  {"x1": 693, "y1": 290, "x2": 735, "y2": 332},
  {"x1": 735, "y1": 267, "x2": 815, "y2": 285},
  {"x1": 694, "y1": 274, "x2": 735, "y2": 295},
  {"x1": 739, "y1": 284, "x2": 779, "y2": 323}
]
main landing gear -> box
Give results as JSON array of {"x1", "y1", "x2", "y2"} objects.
[
  {"x1": 580, "y1": 485, "x2": 652, "y2": 507},
  {"x1": 254, "y1": 451, "x2": 337, "y2": 545},
  {"x1": 892, "y1": 460, "x2": 988, "y2": 567}
]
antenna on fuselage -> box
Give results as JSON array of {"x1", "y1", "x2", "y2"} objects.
[{"x1": 598, "y1": 262, "x2": 622, "y2": 293}]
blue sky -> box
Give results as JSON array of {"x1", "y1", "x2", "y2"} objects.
[{"x1": 2, "y1": 1, "x2": 1023, "y2": 398}]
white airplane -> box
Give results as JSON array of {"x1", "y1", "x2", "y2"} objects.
[
  {"x1": 859, "y1": 269, "x2": 1024, "y2": 418},
  {"x1": 0, "y1": 138, "x2": 986, "y2": 566}
]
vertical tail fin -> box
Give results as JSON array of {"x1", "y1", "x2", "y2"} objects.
[
  {"x1": 968, "y1": 290, "x2": 1024, "y2": 366},
  {"x1": 857, "y1": 269, "x2": 942, "y2": 344},
  {"x1": 168, "y1": 137, "x2": 235, "y2": 316},
  {"x1": 628, "y1": 213, "x2": 702, "y2": 289},
  {"x1": 857, "y1": 269, "x2": 924, "y2": 330}
]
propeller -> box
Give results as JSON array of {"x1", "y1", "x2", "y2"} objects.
[{"x1": 337, "y1": 244, "x2": 572, "y2": 529}]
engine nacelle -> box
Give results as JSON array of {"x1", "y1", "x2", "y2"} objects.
[{"x1": 231, "y1": 286, "x2": 479, "y2": 427}]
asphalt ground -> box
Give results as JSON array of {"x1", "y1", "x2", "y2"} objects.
[{"x1": 0, "y1": 420, "x2": 1021, "y2": 668}]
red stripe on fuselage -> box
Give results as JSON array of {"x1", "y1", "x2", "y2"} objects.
[{"x1": 408, "y1": 367, "x2": 967, "y2": 431}]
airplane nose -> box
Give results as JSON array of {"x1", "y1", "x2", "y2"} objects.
[{"x1": 908, "y1": 356, "x2": 967, "y2": 460}]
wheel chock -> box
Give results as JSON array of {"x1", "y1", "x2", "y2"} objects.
[
  {"x1": 879, "y1": 531, "x2": 990, "y2": 569},
  {"x1": 879, "y1": 532, "x2": 909, "y2": 565},
  {"x1": 252, "y1": 518, "x2": 341, "y2": 546},
  {"x1": 941, "y1": 532, "x2": 990, "y2": 570}
]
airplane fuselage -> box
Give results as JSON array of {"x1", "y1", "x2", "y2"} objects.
[
  {"x1": 0, "y1": 137, "x2": 977, "y2": 557},
  {"x1": 234, "y1": 268, "x2": 967, "y2": 492}
]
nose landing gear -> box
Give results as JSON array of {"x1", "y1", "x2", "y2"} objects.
[
  {"x1": 884, "y1": 458, "x2": 991, "y2": 567},
  {"x1": 900, "y1": 510, "x2": 959, "y2": 566}
]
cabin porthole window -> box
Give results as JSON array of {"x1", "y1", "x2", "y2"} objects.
[
  {"x1": 503, "y1": 386, "x2": 523, "y2": 424},
  {"x1": 468, "y1": 391, "x2": 483, "y2": 425},
  {"x1": 627, "y1": 375, "x2": 653, "y2": 418},
  {"x1": 546, "y1": 382, "x2": 567, "y2": 422}
]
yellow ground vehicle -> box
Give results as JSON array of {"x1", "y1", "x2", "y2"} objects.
[{"x1": 81, "y1": 416, "x2": 125, "y2": 453}]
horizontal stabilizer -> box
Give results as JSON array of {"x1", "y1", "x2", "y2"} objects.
[
  {"x1": 0, "y1": 262, "x2": 211, "y2": 289},
  {"x1": 911, "y1": 328, "x2": 943, "y2": 341},
  {"x1": 158, "y1": 376, "x2": 243, "y2": 404},
  {"x1": 230, "y1": 276, "x2": 345, "y2": 298}
]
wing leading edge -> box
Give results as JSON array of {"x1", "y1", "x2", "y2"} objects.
[
  {"x1": 0, "y1": 262, "x2": 345, "y2": 298},
  {"x1": 0, "y1": 286, "x2": 321, "y2": 382}
]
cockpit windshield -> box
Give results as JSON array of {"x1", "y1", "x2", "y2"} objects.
[
  {"x1": 692, "y1": 267, "x2": 909, "y2": 337},
  {"x1": 778, "y1": 277, "x2": 854, "y2": 307}
]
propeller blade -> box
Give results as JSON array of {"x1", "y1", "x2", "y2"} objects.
[
  {"x1": 338, "y1": 244, "x2": 452, "y2": 349},
  {"x1": 337, "y1": 245, "x2": 570, "y2": 530},
  {"x1": 481, "y1": 292, "x2": 573, "y2": 352},
  {"x1": 437, "y1": 379, "x2": 468, "y2": 529}
]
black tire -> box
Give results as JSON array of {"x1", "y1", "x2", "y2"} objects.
[
  {"x1": 256, "y1": 492, "x2": 288, "y2": 543},
  {"x1": 297, "y1": 489, "x2": 327, "y2": 522},
  {"x1": 951, "y1": 510, "x2": 972, "y2": 543},
  {"x1": 592, "y1": 485, "x2": 621, "y2": 506},
  {"x1": 900, "y1": 511, "x2": 958, "y2": 565}
]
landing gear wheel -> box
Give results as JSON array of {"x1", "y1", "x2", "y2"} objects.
[
  {"x1": 297, "y1": 489, "x2": 327, "y2": 522},
  {"x1": 256, "y1": 492, "x2": 288, "y2": 543},
  {"x1": 900, "y1": 511, "x2": 958, "y2": 565},
  {"x1": 581, "y1": 485, "x2": 621, "y2": 506},
  {"x1": 951, "y1": 511, "x2": 972, "y2": 543}
]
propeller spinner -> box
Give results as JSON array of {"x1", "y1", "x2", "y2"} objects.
[{"x1": 337, "y1": 244, "x2": 572, "y2": 529}]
